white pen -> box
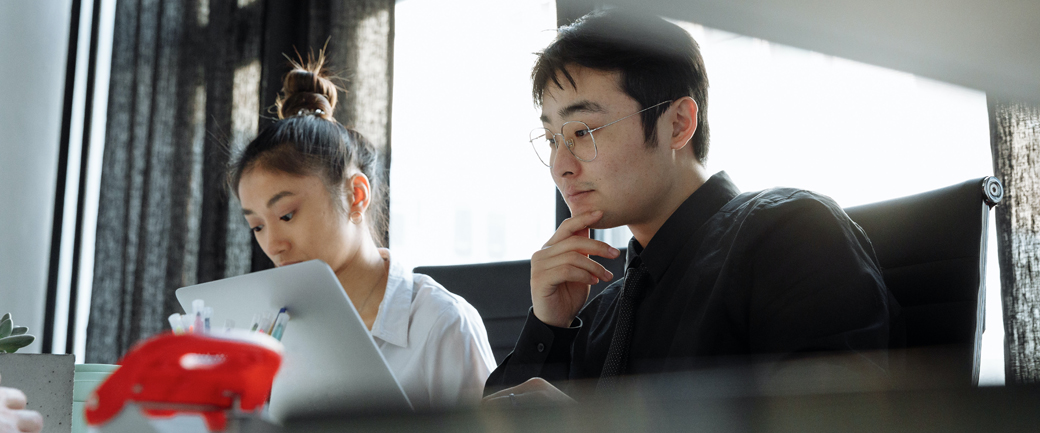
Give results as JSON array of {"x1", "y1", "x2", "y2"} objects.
[{"x1": 168, "y1": 313, "x2": 184, "y2": 334}]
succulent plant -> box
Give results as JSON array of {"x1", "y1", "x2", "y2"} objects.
[{"x1": 0, "y1": 313, "x2": 34, "y2": 353}]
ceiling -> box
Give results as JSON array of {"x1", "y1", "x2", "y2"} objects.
[{"x1": 586, "y1": 0, "x2": 1040, "y2": 103}]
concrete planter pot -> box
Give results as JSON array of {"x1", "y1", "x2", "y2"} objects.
[{"x1": 0, "y1": 353, "x2": 74, "y2": 433}]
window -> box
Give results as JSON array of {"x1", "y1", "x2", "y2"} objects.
[
  {"x1": 677, "y1": 20, "x2": 1003, "y2": 385},
  {"x1": 390, "y1": 0, "x2": 558, "y2": 266}
]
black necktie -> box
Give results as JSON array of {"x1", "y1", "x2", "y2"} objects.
[{"x1": 599, "y1": 259, "x2": 650, "y2": 387}]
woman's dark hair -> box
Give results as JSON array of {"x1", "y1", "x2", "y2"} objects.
[
  {"x1": 228, "y1": 53, "x2": 387, "y2": 245},
  {"x1": 532, "y1": 8, "x2": 710, "y2": 164}
]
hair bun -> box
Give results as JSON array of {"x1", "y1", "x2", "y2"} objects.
[{"x1": 276, "y1": 52, "x2": 339, "y2": 120}]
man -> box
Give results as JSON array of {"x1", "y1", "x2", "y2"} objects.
[
  {"x1": 484, "y1": 9, "x2": 893, "y2": 403},
  {"x1": 0, "y1": 375, "x2": 43, "y2": 433}
]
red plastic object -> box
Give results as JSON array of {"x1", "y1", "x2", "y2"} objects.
[{"x1": 85, "y1": 332, "x2": 282, "y2": 431}]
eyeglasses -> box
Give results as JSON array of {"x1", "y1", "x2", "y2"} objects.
[{"x1": 528, "y1": 100, "x2": 673, "y2": 167}]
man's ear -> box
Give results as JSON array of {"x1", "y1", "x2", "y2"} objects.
[
  {"x1": 347, "y1": 173, "x2": 372, "y2": 212},
  {"x1": 668, "y1": 97, "x2": 698, "y2": 151}
]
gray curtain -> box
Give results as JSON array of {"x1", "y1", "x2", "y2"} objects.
[
  {"x1": 988, "y1": 97, "x2": 1040, "y2": 384},
  {"x1": 86, "y1": 0, "x2": 394, "y2": 364}
]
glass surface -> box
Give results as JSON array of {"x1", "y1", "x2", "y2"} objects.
[
  {"x1": 598, "y1": 19, "x2": 1003, "y2": 385},
  {"x1": 390, "y1": 0, "x2": 558, "y2": 266}
]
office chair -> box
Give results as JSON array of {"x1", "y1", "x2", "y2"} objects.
[
  {"x1": 417, "y1": 177, "x2": 1002, "y2": 386},
  {"x1": 414, "y1": 254, "x2": 625, "y2": 364},
  {"x1": 844, "y1": 176, "x2": 1003, "y2": 387}
]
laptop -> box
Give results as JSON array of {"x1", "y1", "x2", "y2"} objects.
[{"x1": 175, "y1": 260, "x2": 413, "y2": 422}]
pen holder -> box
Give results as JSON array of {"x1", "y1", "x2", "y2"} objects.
[{"x1": 84, "y1": 330, "x2": 283, "y2": 432}]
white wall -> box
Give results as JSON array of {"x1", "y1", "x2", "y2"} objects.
[{"x1": 0, "y1": 1, "x2": 73, "y2": 353}]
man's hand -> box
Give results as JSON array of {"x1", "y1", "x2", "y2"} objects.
[
  {"x1": 0, "y1": 374, "x2": 43, "y2": 433},
  {"x1": 482, "y1": 377, "x2": 576, "y2": 408},
  {"x1": 530, "y1": 211, "x2": 620, "y2": 328}
]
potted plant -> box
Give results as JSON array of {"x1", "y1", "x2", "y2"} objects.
[{"x1": 0, "y1": 313, "x2": 35, "y2": 352}]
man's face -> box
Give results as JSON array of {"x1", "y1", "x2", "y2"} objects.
[{"x1": 539, "y1": 65, "x2": 674, "y2": 230}]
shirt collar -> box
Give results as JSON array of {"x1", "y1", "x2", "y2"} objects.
[
  {"x1": 628, "y1": 171, "x2": 741, "y2": 282},
  {"x1": 370, "y1": 251, "x2": 411, "y2": 348}
]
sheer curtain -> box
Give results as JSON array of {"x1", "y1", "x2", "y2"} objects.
[
  {"x1": 988, "y1": 98, "x2": 1040, "y2": 384},
  {"x1": 85, "y1": 0, "x2": 394, "y2": 363}
]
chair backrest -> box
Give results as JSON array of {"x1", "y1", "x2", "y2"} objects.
[
  {"x1": 414, "y1": 254, "x2": 627, "y2": 365},
  {"x1": 844, "y1": 176, "x2": 1003, "y2": 387},
  {"x1": 416, "y1": 177, "x2": 1003, "y2": 383}
]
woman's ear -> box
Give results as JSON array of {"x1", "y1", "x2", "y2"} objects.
[
  {"x1": 668, "y1": 96, "x2": 698, "y2": 151},
  {"x1": 347, "y1": 173, "x2": 372, "y2": 213}
]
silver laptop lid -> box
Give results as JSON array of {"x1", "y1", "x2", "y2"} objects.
[{"x1": 175, "y1": 260, "x2": 412, "y2": 421}]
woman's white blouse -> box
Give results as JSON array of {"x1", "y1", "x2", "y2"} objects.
[{"x1": 370, "y1": 253, "x2": 497, "y2": 410}]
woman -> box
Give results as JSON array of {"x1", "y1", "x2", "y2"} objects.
[{"x1": 228, "y1": 55, "x2": 496, "y2": 409}]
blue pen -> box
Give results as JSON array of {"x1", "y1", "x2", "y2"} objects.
[{"x1": 271, "y1": 308, "x2": 290, "y2": 341}]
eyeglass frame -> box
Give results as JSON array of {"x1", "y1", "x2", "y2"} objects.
[{"x1": 529, "y1": 99, "x2": 674, "y2": 167}]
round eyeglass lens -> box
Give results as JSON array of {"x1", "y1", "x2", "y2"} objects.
[
  {"x1": 529, "y1": 128, "x2": 556, "y2": 166},
  {"x1": 561, "y1": 121, "x2": 597, "y2": 162}
]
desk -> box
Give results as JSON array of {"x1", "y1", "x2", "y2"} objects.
[{"x1": 281, "y1": 380, "x2": 1040, "y2": 432}]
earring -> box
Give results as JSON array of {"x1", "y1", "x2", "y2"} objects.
[{"x1": 349, "y1": 211, "x2": 363, "y2": 224}]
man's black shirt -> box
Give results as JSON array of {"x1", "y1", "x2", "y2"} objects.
[{"x1": 485, "y1": 172, "x2": 893, "y2": 391}]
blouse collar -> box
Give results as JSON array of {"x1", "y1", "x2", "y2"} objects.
[{"x1": 369, "y1": 250, "x2": 412, "y2": 348}]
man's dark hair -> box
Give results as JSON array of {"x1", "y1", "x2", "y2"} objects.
[{"x1": 532, "y1": 9, "x2": 710, "y2": 163}]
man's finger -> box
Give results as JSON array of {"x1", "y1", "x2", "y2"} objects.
[
  {"x1": 0, "y1": 388, "x2": 27, "y2": 410},
  {"x1": 480, "y1": 394, "x2": 513, "y2": 408},
  {"x1": 483, "y1": 385, "x2": 519, "y2": 400},
  {"x1": 533, "y1": 236, "x2": 620, "y2": 271},
  {"x1": 510, "y1": 377, "x2": 553, "y2": 393},
  {"x1": 547, "y1": 236, "x2": 620, "y2": 260},
  {"x1": 543, "y1": 211, "x2": 603, "y2": 246},
  {"x1": 483, "y1": 377, "x2": 550, "y2": 401},
  {"x1": 16, "y1": 410, "x2": 43, "y2": 433},
  {"x1": 536, "y1": 253, "x2": 613, "y2": 283}
]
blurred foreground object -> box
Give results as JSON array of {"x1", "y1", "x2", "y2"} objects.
[
  {"x1": 0, "y1": 354, "x2": 73, "y2": 433},
  {"x1": 84, "y1": 331, "x2": 282, "y2": 432}
]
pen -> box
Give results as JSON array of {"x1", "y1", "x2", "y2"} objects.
[
  {"x1": 271, "y1": 308, "x2": 290, "y2": 341},
  {"x1": 192, "y1": 300, "x2": 205, "y2": 334},
  {"x1": 168, "y1": 313, "x2": 184, "y2": 334},
  {"x1": 268, "y1": 309, "x2": 283, "y2": 336},
  {"x1": 203, "y1": 307, "x2": 212, "y2": 333},
  {"x1": 257, "y1": 311, "x2": 274, "y2": 334}
]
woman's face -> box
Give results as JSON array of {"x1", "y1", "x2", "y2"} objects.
[{"x1": 239, "y1": 167, "x2": 358, "y2": 271}]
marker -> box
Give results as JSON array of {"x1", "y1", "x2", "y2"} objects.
[
  {"x1": 180, "y1": 314, "x2": 193, "y2": 333},
  {"x1": 271, "y1": 308, "x2": 290, "y2": 340},
  {"x1": 192, "y1": 300, "x2": 205, "y2": 334},
  {"x1": 203, "y1": 307, "x2": 213, "y2": 333},
  {"x1": 168, "y1": 313, "x2": 184, "y2": 334},
  {"x1": 257, "y1": 311, "x2": 274, "y2": 334}
]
